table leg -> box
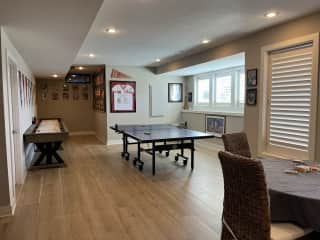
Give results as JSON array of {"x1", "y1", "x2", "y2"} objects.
[
  {"x1": 191, "y1": 139, "x2": 194, "y2": 170},
  {"x1": 133, "y1": 142, "x2": 144, "y2": 171},
  {"x1": 152, "y1": 141, "x2": 156, "y2": 176},
  {"x1": 121, "y1": 133, "x2": 126, "y2": 158},
  {"x1": 164, "y1": 140, "x2": 169, "y2": 157},
  {"x1": 46, "y1": 143, "x2": 53, "y2": 164},
  {"x1": 34, "y1": 143, "x2": 46, "y2": 165},
  {"x1": 121, "y1": 134, "x2": 130, "y2": 160},
  {"x1": 52, "y1": 142, "x2": 64, "y2": 163}
]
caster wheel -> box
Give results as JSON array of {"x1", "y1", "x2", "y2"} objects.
[
  {"x1": 125, "y1": 155, "x2": 130, "y2": 161},
  {"x1": 121, "y1": 152, "x2": 125, "y2": 158},
  {"x1": 183, "y1": 160, "x2": 188, "y2": 166},
  {"x1": 175, "y1": 156, "x2": 179, "y2": 161},
  {"x1": 133, "y1": 159, "x2": 137, "y2": 166},
  {"x1": 165, "y1": 152, "x2": 170, "y2": 157}
]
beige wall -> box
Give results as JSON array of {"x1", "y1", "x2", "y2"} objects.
[
  {"x1": 157, "y1": 12, "x2": 320, "y2": 159},
  {"x1": 94, "y1": 111, "x2": 107, "y2": 144},
  {"x1": 36, "y1": 79, "x2": 94, "y2": 133}
]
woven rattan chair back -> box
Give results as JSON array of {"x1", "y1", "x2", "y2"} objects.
[
  {"x1": 222, "y1": 132, "x2": 251, "y2": 158},
  {"x1": 218, "y1": 151, "x2": 271, "y2": 240}
]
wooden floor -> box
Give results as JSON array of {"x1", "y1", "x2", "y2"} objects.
[{"x1": 0, "y1": 136, "x2": 224, "y2": 240}]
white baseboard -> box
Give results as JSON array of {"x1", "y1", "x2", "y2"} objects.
[
  {"x1": 107, "y1": 139, "x2": 122, "y2": 145},
  {"x1": 69, "y1": 131, "x2": 95, "y2": 136}
]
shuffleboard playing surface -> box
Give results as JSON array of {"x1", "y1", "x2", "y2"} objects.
[{"x1": 35, "y1": 119, "x2": 61, "y2": 133}]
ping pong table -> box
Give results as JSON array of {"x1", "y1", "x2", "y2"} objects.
[{"x1": 110, "y1": 124, "x2": 215, "y2": 175}]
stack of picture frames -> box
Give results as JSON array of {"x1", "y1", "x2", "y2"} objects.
[
  {"x1": 246, "y1": 68, "x2": 258, "y2": 106},
  {"x1": 18, "y1": 71, "x2": 35, "y2": 109}
]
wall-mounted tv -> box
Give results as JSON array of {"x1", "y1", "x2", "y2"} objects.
[{"x1": 65, "y1": 74, "x2": 91, "y2": 84}]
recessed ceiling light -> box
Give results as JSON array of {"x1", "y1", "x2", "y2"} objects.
[
  {"x1": 52, "y1": 74, "x2": 58, "y2": 78},
  {"x1": 105, "y1": 27, "x2": 117, "y2": 34},
  {"x1": 89, "y1": 53, "x2": 95, "y2": 58},
  {"x1": 155, "y1": 58, "x2": 161, "y2": 62},
  {"x1": 265, "y1": 11, "x2": 278, "y2": 18},
  {"x1": 202, "y1": 39, "x2": 210, "y2": 44}
]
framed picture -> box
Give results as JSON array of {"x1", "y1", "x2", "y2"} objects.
[
  {"x1": 110, "y1": 80, "x2": 136, "y2": 113},
  {"x1": 93, "y1": 70, "x2": 106, "y2": 112},
  {"x1": 168, "y1": 83, "x2": 183, "y2": 102},
  {"x1": 247, "y1": 69, "x2": 258, "y2": 87},
  {"x1": 246, "y1": 88, "x2": 257, "y2": 106},
  {"x1": 205, "y1": 115, "x2": 226, "y2": 138}
]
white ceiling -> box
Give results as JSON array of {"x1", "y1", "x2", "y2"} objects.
[
  {"x1": 0, "y1": 0, "x2": 103, "y2": 78},
  {"x1": 161, "y1": 52, "x2": 245, "y2": 77},
  {"x1": 75, "y1": 0, "x2": 320, "y2": 68}
]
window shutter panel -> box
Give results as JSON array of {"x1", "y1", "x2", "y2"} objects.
[{"x1": 268, "y1": 47, "x2": 313, "y2": 154}]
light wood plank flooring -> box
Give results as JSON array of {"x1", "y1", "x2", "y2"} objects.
[
  {"x1": 0, "y1": 136, "x2": 224, "y2": 240},
  {"x1": 1, "y1": 135, "x2": 319, "y2": 240}
]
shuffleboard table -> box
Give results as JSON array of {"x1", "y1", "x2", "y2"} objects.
[
  {"x1": 110, "y1": 124, "x2": 215, "y2": 175},
  {"x1": 24, "y1": 118, "x2": 69, "y2": 169}
]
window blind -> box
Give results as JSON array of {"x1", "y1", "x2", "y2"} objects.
[{"x1": 268, "y1": 46, "x2": 313, "y2": 153}]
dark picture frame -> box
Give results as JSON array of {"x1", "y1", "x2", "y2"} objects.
[
  {"x1": 247, "y1": 68, "x2": 258, "y2": 87},
  {"x1": 93, "y1": 70, "x2": 106, "y2": 112},
  {"x1": 110, "y1": 80, "x2": 136, "y2": 113},
  {"x1": 246, "y1": 88, "x2": 257, "y2": 106},
  {"x1": 168, "y1": 83, "x2": 183, "y2": 102},
  {"x1": 205, "y1": 115, "x2": 226, "y2": 138}
]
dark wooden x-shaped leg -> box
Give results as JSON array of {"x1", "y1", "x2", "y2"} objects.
[{"x1": 33, "y1": 141, "x2": 65, "y2": 168}]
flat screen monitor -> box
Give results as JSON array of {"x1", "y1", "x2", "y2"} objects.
[{"x1": 66, "y1": 74, "x2": 91, "y2": 84}]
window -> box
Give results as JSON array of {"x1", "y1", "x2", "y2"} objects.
[
  {"x1": 194, "y1": 67, "x2": 244, "y2": 110},
  {"x1": 263, "y1": 39, "x2": 318, "y2": 160},
  {"x1": 196, "y1": 78, "x2": 210, "y2": 104},
  {"x1": 215, "y1": 75, "x2": 232, "y2": 104}
]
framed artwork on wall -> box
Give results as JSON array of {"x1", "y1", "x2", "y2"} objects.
[
  {"x1": 246, "y1": 68, "x2": 258, "y2": 87},
  {"x1": 110, "y1": 80, "x2": 136, "y2": 113},
  {"x1": 205, "y1": 115, "x2": 226, "y2": 138},
  {"x1": 168, "y1": 83, "x2": 183, "y2": 102},
  {"x1": 93, "y1": 70, "x2": 106, "y2": 112},
  {"x1": 246, "y1": 88, "x2": 257, "y2": 106}
]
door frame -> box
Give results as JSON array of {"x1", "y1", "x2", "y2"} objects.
[
  {"x1": 258, "y1": 33, "x2": 319, "y2": 161},
  {"x1": 7, "y1": 57, "x2": 24, "y2": 184}
]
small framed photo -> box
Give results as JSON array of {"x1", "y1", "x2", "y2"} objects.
[
  {"x1": 247, "y1": 69, "x2": 258, "y2": 87},
  {"x1": 246, "y1": 89, "x2": 257, "y2": 106},
  {"x1": 168, "y1": 83, "x2": 183, "y2": 102},
  {"x1": 205, "y1": 115, "x2": 226, "y2": 138}
]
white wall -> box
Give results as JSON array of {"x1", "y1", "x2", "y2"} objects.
[
  {"x1": 0, "y1": 27, "x2": 36, "y2": 216},
  {"x1": 106, "y1": 66, "x2": 184, "y2": 144}
]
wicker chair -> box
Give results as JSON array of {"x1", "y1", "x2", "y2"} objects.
[
  {"x1": 222, "y1": 132, "x2": 251, "y2": 158},
  {"x1": 218, "y1": 151, "x2": 309, "y2": 240}
]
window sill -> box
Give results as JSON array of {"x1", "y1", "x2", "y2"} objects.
[{"x1": 181, "y1": 109, "x2": 244, "y2": 117}]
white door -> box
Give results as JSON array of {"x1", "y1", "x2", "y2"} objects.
[{"x1": 8, "y1": 58, "x2": 22, "y2": 185}]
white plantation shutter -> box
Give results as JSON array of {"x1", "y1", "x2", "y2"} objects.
[{"x1": 266, "y1": 43, "x2": 316, "y2": 160}]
